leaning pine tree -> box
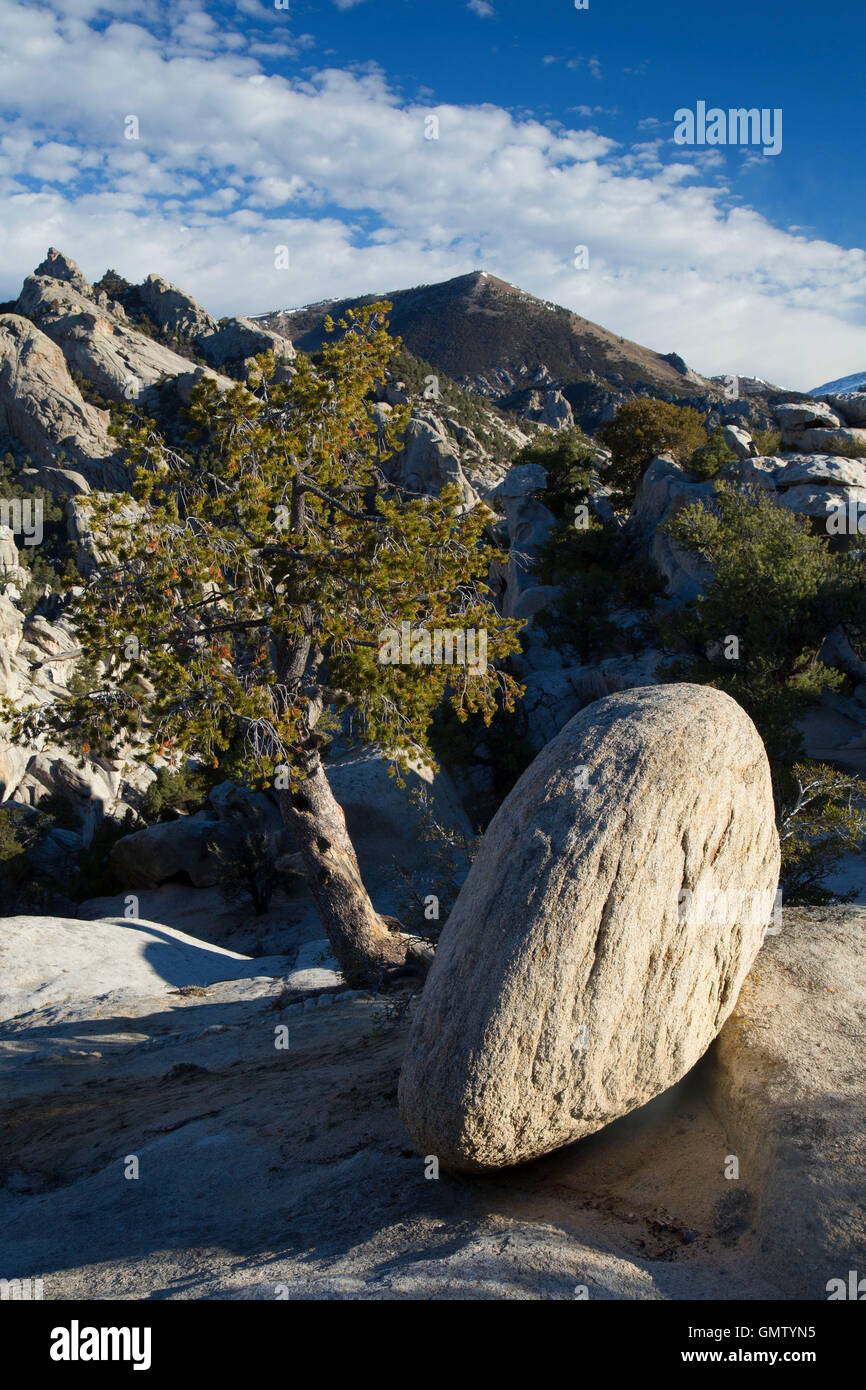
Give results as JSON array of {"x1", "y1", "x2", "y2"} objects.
[{"x1": 24, "y1": 306, "x2": 524, "y2": 984}]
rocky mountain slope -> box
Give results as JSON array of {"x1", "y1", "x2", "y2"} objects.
[
  {"x1": 257, "y1": 269, "x2": 711, "y2": 392},
  {"x1": 811, "y1": 369, "x2": 866, "y2": 395},
  {"x1": 255, "y1": 270, "x2": 800, "y2": 434},
  {"x1": 0, "y1": 250, "x2": 294, "y2": 496}
]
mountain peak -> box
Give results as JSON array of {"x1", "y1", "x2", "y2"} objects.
[
  {"x1": 810, "y1": 369, "x2": 866, "y2": 395},
  {"x1": 256, "y1": 271, "x2": 717, "y2": 412},
  {"x1": 33, "y1": 247, "x2": 90, "y2": 293}
]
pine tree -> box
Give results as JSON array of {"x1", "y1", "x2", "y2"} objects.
[{"x1": 19, "y1": 306, "x2": 524, "y2": 984}]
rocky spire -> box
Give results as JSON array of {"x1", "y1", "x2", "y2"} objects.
[{"x1": 33, "y1": 247, "x2": 91, "y2": 294}]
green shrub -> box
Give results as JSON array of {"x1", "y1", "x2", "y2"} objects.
[
  {"x1": 92, "y1": 269, "x2": 133, "y2": 299},
  {"x1": 142, "y1": 764, "x2": 216, "y2": 822},
  {"x1": 751, "y1": 427, "x2": 781, "y2": 456},
  {"x1": 661, "y1": 482, "x2": 866, "y2": 897},
  {"x1": 69, "y1": 813, "x2": 135, "y2": 900},
  {"x1": 70, "y1": 368, "x2": 115, "y2": 413},
  {"x1": 661, "y1": 482, "x2": 860, "y2": 769},
  {"x1": 536, "y1": 552, "x2": 619, "y2": 662},
  {"x1": 209, "y1": 828, "x2": 290, "y2": 916},
  {"x1": 0, "y1": 805, "x2": 30, "y2": 877},
  {"x1": 536, "y1": 499, "x2": 662, "y2": 662},
  {"x1": 0, "y1": 796, "x2": 135, "y2": 906},
  {"x1": 510, "y1": 427, "x2": 598, "y2": 522},
  {"x1": 689, "y1": 427, "x2": 736, "y2": 480},
  {"x1": 826, "y1": 436, "x2": 866, "y2": 459},
  {"x1": 430, "y1": 698, "x2": 536, "y2": 813},
  {"x1": 37, "y1": 792, "x2": 80, "y2": 831},
  {"x1": 0, "y1": 806, "x2": 55, "y2": 911},
  {"x1": 0, "y1": 452, "x2": 80, "y2": 607},
  {"x1": 598, "y1": 398, "x2": 707, "y2": 504}
]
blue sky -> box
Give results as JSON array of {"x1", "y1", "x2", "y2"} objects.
[
  {"x1": 314, "y1": 0, "x2": 862, "y2": 245},
  {"x1": 1, "y1": 0, "x2": 864, "y2": 387}
]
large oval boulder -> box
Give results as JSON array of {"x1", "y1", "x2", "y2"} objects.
[{"x1": 399, "y1": 684, "x2": 780, "y2": 1171}]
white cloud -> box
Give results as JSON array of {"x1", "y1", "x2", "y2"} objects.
[
  {"x1": 0, "y1": 1, "x2": 864, "y2": 388},
  {"x1": 569, "y1": 105, "x2": 617, "y2": 118},
  {"x1": 467, "y1": 0, "x2": 495, "y2": 15}
]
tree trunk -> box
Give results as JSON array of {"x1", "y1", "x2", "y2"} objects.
[
  {"x1": 278, "y1": 745, "x2": 420, "y2": 987},
  {"x1": 272, "y1": 474, "x2": 428, "y2": 988}
]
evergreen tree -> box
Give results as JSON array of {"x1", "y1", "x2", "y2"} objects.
[{"x1": 15, "y1": 306, "x2": 524, "y2": 984}]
